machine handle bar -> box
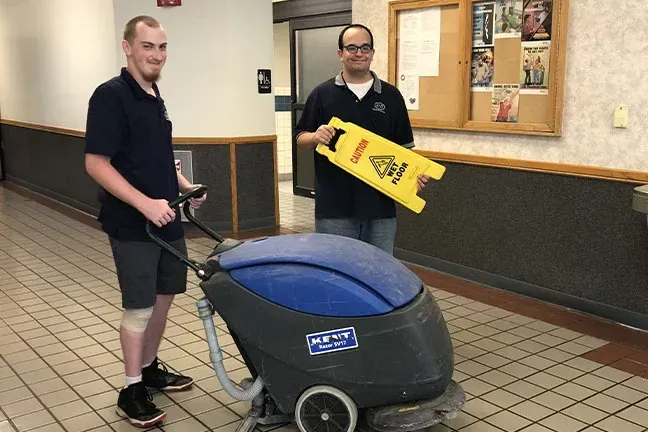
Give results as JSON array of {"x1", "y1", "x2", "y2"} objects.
[{"x1": 145, "y1": 185, "x2": 217, "y2": 280}]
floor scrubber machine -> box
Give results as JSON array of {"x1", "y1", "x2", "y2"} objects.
[{"x1": 146, "y1": 186, "x2": 465, "y2": 432}]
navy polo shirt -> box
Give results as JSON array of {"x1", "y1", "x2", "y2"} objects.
[
  {"x1": 84, "y1": 67, "x2": 182, "y2": 242},
  {"x1": 295, "y1": 71, "x2": 415, "y2": 219}
]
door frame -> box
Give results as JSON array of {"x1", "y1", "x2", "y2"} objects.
[
  {"x1": 289, "y1": 12, "x2": 352, "y2": 198},
  {"x1": 0, "y1": 123, "x2": 5, "y2": 182}
]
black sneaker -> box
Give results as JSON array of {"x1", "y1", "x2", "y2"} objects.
[
  {"x1": 116, "y1": 381, "x2": 166, "y2": 428},
  {"x1": 142, "y1": 357, "x2": 193, "y2": 391}
]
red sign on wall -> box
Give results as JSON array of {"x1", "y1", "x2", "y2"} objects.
[{"x1": 157, "y1": 0, "x2": 181, "y2": 6}]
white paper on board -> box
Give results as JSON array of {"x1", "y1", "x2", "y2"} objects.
[
  {"x1": 398, "y1": 7, "x2": 441, "y2": 78},
  {"x1": 398, "y1": 74, "x2": 420, "y2": 110}
]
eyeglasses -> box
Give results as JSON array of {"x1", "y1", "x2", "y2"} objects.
[{"x1": 344, "y1": 44, "x2": 373, "y2": 54}]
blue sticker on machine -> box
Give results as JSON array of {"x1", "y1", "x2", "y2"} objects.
[{"x1": 307, "y1": 327, "x2": 359, "y2": 355}]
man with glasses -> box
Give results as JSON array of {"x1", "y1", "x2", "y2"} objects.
[{"x1": 295, "y1": 24, "x2": 429, "y2": 255}]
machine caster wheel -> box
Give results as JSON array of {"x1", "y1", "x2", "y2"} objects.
[{"x1": 295, "y1": 385, "x2": 358, "y2": 432}]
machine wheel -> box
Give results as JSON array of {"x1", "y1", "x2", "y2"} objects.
[{"x1": 295, "y1": 385, "x2": 358, "y2": 432}]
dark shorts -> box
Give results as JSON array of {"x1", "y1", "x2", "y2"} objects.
[{"x1": 109, "y1": 236, "x2": 188, "y2": 309}]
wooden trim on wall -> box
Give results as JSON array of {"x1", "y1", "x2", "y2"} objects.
[
  {"x1": 229, "y1": 143, "x2": 239, "y2": 234},
  {"x1": 418, "y1": 150, "x2": 648, "y2": 184},
  {"x1": 5, "y1": 117, "x2": 646, "y2": 185},
  {"x1": 0, "y1": 119, "x2": 85, "y2": 138},
  {"x1": 0, "y1": 118, "x2": 276, "y2": 144},
  {"x1": 173, "y1": 135, "x2": 277, "y2": 145}
]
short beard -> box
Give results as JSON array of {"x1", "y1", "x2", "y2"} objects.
[{"x1": 142, "y1": 71, "x2": 161, "y2": 83}]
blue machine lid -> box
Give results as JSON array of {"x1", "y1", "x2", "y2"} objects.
[{"x1": 216, "y1": 233, "x2": 423, "y2": 309}]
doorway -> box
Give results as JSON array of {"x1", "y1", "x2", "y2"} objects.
[{"x1": 289, "y1": 13, "x2": 351, "y2": 198}]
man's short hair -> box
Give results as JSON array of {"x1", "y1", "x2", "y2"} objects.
[
  {"x1": 123, "y1": 15, "x2": 161, "y2": 44},
  {"x1": 338, "y1": 24, "x2": 374, "y2": 50}
]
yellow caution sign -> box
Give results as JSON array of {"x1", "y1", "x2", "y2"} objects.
[{"x1": 316, "y1": 117, "x2": 445, "y2": 214}]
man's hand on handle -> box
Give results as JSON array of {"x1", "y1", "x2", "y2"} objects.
[
  {"x1": 297, "y1": 125, "x2": 336, "y2": 149},
  {"x1": 141, "y1": 198, "x2": 177, "y2": 228},
  {"x1": 186, "y1": 184, "x2": 207, "y2": 209},
  {"x1": 312, "y1": 125, "x2": 336, "y2": 147}
]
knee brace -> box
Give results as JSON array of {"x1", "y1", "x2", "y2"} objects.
[{"x1": 121, "y1": 306, "x2": 154, "y2": 332}]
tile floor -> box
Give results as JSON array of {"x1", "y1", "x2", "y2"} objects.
[
  {"x1": 277, "y1": 181, "x2": 314, "y2": 234},
  {"x1": 1, "y1": 182, "x2": 648, "y2": 432}
]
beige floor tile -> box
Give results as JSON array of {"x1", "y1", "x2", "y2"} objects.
[
  {"x1": 474, "y1": 353, "x2": 510, "y2": 369},
  {"x1": 182, "y1": 394, "x2": 223, "y2": 416},
  {"x1": 540, "y1": 412, "x2": 588, "y2": 432},
  {"x1": 478, "y1": 370, "x2": 517, "y2": 387},
  {"x1": 12, "y1": 410, "x2": 56, "y2": 431},
  {"x1": 623, "y1": 376, "x2": 648, "y2": 393},
  {"x1": 525, "y1": 371, "x2": 566, "y2": 390},
  {"x1": 594, "y1": 415, "x2": 644, "y2": 432},
  {"x1": 29, "y1": 424, "x2": 66, "y2": 432},
  {"x1": 0, "y1": 373, "x2": 21, "y2": 390},
  {"x1": 583, "y1": 393, "x2": 629, "y2": 414},
  {"x1": 61, "y1": 412, "x2": 106, "y2": 432},
  {"x1": 532, "y1": 391, "x2": 577, "y2": 411},
  {"x1": 457, "y1": 420, "x2": 506, "y2": 431},
  {"x1": 591, "y1": 366, "x2": 633, "y2": 383},
  {"x1": 481, "y1": 389, "x2": 525, "y2": 409},
  {"x1": 573, "y1": 374, "x2": 615, "y2": 392},
  {"x1": 0, "y1": 421, "x2": 17, "y2": 432},
  {"x1": 602, "y1": 383, "x2": 646, "y2": 404},
  {"x1": 509, "y1": 400, "x2": 554, "y2": 422},
  {"x1": 0, "y1": 386, "x2": 33, "y2": 405},
  {"x1": 615, "y1": 405, "x2": 648, "y2": 428},
  {"x1": 456, "y1": 360, "x2": 491, "y2": 376},
  {"x1": 1, "y1": 397, "x2": 44, "y2": 418},
  {"x1": 518, "y1": 425, "x2": 555, "y2": 432},
  {"x1": 504, "y1": 380, "x2": 546, "y2": 399},
  {"x1": 29, "y1": 377, "x2": 69, "y2": 397},
  {"x1": 442, "y1": 411, "x2": 478, "y2": 429},
  {"x1": 484, "y1": 410, "x2": 532, "y2": 431},
  {"x1": 160, "y1": 417, "x2": 208, "y2": 432},
  {"x1": 82, "y1": 389, "x2": 118, "y2": 411},
  {"x1": 553, "y1": 382, "x2": 597, "y2": 401},
  {"x1": 562, "y1": 402, "x2": 608, "y2": 424},
  {"x1": 462, "y1": 398, "x2": 502, "y2": 419},
  {"x1": 195, "y1": 407, "x2": 240, "y2": 430},
  {"x1": 518, "y1": 355, "x2": 556, "y2": 371}
]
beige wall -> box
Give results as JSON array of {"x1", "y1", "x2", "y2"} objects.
[
  {"x1": 0, "y1": 0, "x2": 117, "y2": 130},
  {"x1": 353, "y1": 0, "x2": 648, "y2": 171},
  {"x1": 273, "y1": 21, "x2": 291, "y2": 91},
  {"x1": 113, "y1": 0, "x2": 275, "y2": 137},
  {"x1": 0, "y1": 0, "x2": 275, "y2": 137}
]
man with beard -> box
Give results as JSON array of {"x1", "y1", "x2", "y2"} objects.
[
  {"x1": 295, "y1": 24, "x2": 429, "y2": 255},
  {"x1": 84, "y1": 15, "x2": 206, "y2": 427}
]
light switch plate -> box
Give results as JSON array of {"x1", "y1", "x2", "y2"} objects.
[{"x1": 614, "y1": 106, "x2": 628, "y2": 128}]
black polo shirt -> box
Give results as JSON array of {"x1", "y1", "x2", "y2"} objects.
[
  {"x1": 84, "y1": 67, "x2": 182, "y2": 242},
  {"x1": 295, "y1": 71, "x2": 415, "y2": 219}
]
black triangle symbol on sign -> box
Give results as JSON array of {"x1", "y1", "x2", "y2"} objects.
[{"x1": 370, "y1": 156, "x2": 395, "y2": 179}]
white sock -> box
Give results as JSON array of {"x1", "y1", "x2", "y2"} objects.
[
  {"x1": 125, "y1": 374, "x2": 142, "y2": 388},
  {"x1": 142, "y1": 360, "x2": 152, "y2": 368}
]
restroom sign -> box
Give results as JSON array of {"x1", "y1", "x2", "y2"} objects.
[
  {"x1": 158, "y1": 0, "x2": 181, "y2": 6},
  {"x1": 258, "y1": 69, "x2": 272, "y2": 94}
]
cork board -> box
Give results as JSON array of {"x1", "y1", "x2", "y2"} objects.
[{"x1": 388, "y1": 0, "x2": 569, "y2": 137}]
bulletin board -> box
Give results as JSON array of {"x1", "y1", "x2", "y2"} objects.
[{"x1": 387, "y1": 0, "x2": 569, "y2": 136}]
